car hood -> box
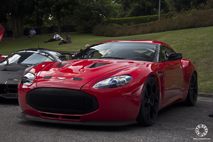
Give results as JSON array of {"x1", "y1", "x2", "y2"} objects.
[
  {"x1": 36, "y1": 59, "x2": 142, "y2": 90},
  {"x1": 0, "y1": 64, "x2": 28, "y2": 85}
]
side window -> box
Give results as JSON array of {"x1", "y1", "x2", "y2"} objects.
[{"x1": 159, "y1": 45, "x2": 175, "y2": 62}]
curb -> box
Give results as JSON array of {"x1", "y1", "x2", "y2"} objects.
[{"x1": 198, "y1": 92, "x2": 213, "y2": 98}]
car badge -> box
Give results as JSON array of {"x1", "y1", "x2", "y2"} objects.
[{"x1": 58, "y1": 77, "x2": 66, "y2": 80}]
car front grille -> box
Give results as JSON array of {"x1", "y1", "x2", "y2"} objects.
[
  {"x1": 0, "y1": 84, "x2": 17, "y2": 94},
  {"x1": 26, "y1": 88, "x2": 99, "y2": 114}
]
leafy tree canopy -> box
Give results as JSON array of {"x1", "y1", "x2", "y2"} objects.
[
  {"x1": 73, "y1": 0, "x2": 115, "y2": 33},
  {"x1": 0, "y1": 0, "x2": 35, "y2": 37},
  {"x1": 114, "y1": 0, "x2": 169, "y2": 17},
  {"x1": 168, "y1": 0, "x2": 207, "y2": 12},
  {"x1": 38, "y1": 0, "x2": 79, "y2": 32}
]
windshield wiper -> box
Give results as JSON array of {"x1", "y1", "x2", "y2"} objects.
[{"x1": 98, "y1": 57, "x2": 125, "y2": 59}]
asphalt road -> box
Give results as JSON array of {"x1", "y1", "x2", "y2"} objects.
[{"x1": 0, "y1": 96, "x2": 212, "y2": 142}]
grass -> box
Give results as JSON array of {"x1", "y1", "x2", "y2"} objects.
[{"x1": 1, "y1": 27, "x2": 213, "y2": 93}]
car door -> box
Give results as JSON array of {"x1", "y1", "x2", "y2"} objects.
[{"x1": 158, "y1": 45, "x2": 184, "y2": 105}]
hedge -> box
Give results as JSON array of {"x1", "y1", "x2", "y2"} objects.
[
  {"x1": 104, "y1": 14, "x2": 168, "y2": 25},
  {"x1": 93, "y1": 9, "x2": 213, "y2": 37}
]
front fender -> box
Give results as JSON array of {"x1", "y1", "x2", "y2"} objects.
[{"x1": 181, "y1": 59, "x2": 197, "y2": 101}]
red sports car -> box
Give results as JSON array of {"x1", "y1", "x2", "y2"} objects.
[{"x1": 17, "y1": 40, "x2": 197, "y2": 126}]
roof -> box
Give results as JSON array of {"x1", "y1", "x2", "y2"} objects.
[
  {"x1": 97, "y1": 40, "x2": 172, "y2": 49},
  {"x1": 16, "y1": 48, "x2": 55, "y2": 52}
]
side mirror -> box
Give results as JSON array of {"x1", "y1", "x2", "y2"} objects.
[{"x1": 168, "y1": 53, "x2": 182, "y2": 61}]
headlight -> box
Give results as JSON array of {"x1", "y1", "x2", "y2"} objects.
[
  {"x1": 21, "y1": 72, "x2": 35, "y2": 85},
  {"x1": 93, "y1": 75, "x2": 132, "y2": 89}
]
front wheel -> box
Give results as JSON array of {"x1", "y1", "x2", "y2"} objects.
[
  {"x1": 184, "y1": 72, "x2": 198, "y2": 106},
  {"x1": 136, "y1": 77, "x2": 159, "y2": 126}
]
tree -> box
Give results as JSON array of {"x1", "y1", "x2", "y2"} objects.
[
  {"x1": 25, "y1": 0, "x2": 45, "y2": 27},
  {"x1": 0, "y1": 9, "x2": 7, "y2": 24},
  {"x1": 168, "y1": 0, "x2": 207, "y2": 12},
  {"x1": 73, "y1": 0, "x2": 115, "y2": 33},
  {"x1": 0, "y1": 0, "x2": 35, "y2": 37},
  {"x1": 114, "y1": 0, "x2": 169, "y2": 17},
  {"x1": 38, "y1": 0, "x2": 78, "y2": 32}
]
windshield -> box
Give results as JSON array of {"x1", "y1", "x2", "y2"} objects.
[
  {"x1": 21, "y1": 53, "x2": 53, "y2": 64},
  {"x1": 0, "y1": 52, "x2": 54, "y2": 65},
  {"x1": 81, "y1": 42, "x2": 157, "y2": 61}
]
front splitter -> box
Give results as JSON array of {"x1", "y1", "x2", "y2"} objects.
[{"x1": 17, "y1": 112, "x2": 137, "y2": 126}]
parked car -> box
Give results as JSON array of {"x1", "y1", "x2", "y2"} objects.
[
  {"x1": 18, "y1": 41, "x2": 197, "y2": 126},
  {"x1": 0, "y1": 54, "x2": 7, "y2": 61},
  {"x1": 0, "y1": 48, "x2": 68, "y2": 99}
]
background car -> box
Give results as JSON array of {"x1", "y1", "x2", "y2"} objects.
[
  {"x1": 18, "y1": 41, "x2": 197, "y2": 126},
  {"x1": 0, "y1": 48, "x2": 68, "y2": 99},
  {"x1": 0, "y1": 54, "x2": 7, "y2": 61}
]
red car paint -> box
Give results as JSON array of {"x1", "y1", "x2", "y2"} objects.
[
  {"x1": 0, "y1": 57, "x2": 5, "y2": 61},
  {"x1": 18, "y1": 40, "x2": 197, "y2": 125},
  {"x1": 0, "y1": 55, "x2": 7, "y2": 61}
]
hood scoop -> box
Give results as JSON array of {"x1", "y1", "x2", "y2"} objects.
[{"x1": 89, "y1": 63, "x2": 109, "y2": 68}]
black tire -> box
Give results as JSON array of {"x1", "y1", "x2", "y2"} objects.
[
  {"x1": 184, "y1": 72, "x2": 198, "y2": 106},
  {"x1": 136, "y1": 77, "x2": 159, "y2": 126}
]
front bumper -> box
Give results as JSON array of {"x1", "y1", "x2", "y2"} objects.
[
  {"x1": 0, "y1": 93, "x2": 17, "y2": 99},
  {"x1": 17, "y1": 112, "x2": 136, "y2": 126},
  {"x1": 18, "y1": 84, "x2": 143, "y2": 122}
]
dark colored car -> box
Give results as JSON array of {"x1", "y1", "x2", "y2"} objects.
[
  {"x1": 0, "y1": 48, "x2": 67, "y2": 99},
  {"x1": 18, "y1": 41, "x2": 197, "y2": 126}
]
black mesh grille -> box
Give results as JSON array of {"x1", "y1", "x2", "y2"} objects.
[
  {"x1": 0, "y1": 84, "x2": 17, "y2": 94},
  {"x1": 8, "y1": 85, "x2": 17, "y2": 93},
  {"x1": 26, "y1": 88, "x2": 99, "y2": 114},
  {"x1": 0, "y1": 85, "x2": 5, "y2": 94}
]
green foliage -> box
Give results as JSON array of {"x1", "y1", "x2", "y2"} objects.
[
  {"x1": 24, "y1": 0, "x2": 44, "y2": 27},
  {"x1": 206, "y1": 0, "x2": 213, "y2": 9},
  {"x1": 93, "y1": 9, "x2": 213, "y2": 37},
  {"x1": 38, "y1": 0, "x2": 79, "y2": 32},
  {"x1": 0, "y1": 0, "x2": 35, "y2": 37},
  {"x1": 0, "y1": 0, "x2": 35, "y2": 16},
  {"x1": 168, "y1": 0, "x2": 207, "y2": 12},
  {"x1": 110, "y1": 2, "x2": 123, "y2": 18},
  {"x1": 128, "y1": 0, "x2": 158, "y2": 16},
  {"x1": 104, "y1": 15, "x2": 161, "y2": 25},
  {"x1": 113, "y1": 0, "x2": 169, "y2": 17},
  {"x1": 73, "y1": 0, "x2": 115, "y2": 33},
  {"x1": 2, "y1": 0, "x2": 213, "y2": 36}
]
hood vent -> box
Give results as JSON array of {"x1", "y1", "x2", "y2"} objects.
[
  {"x1": 57, "y1": 62, "x2": 69, "y2": 67},
  {"x1": 89, "y1": 63, "x2": 109, "y2": 68},
  {"x1": 43, "y1": 76, "x2": 52, "y2": 79},
  {"x1": 73, "y1": 77, "x2": 83, "y2": 81}
]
